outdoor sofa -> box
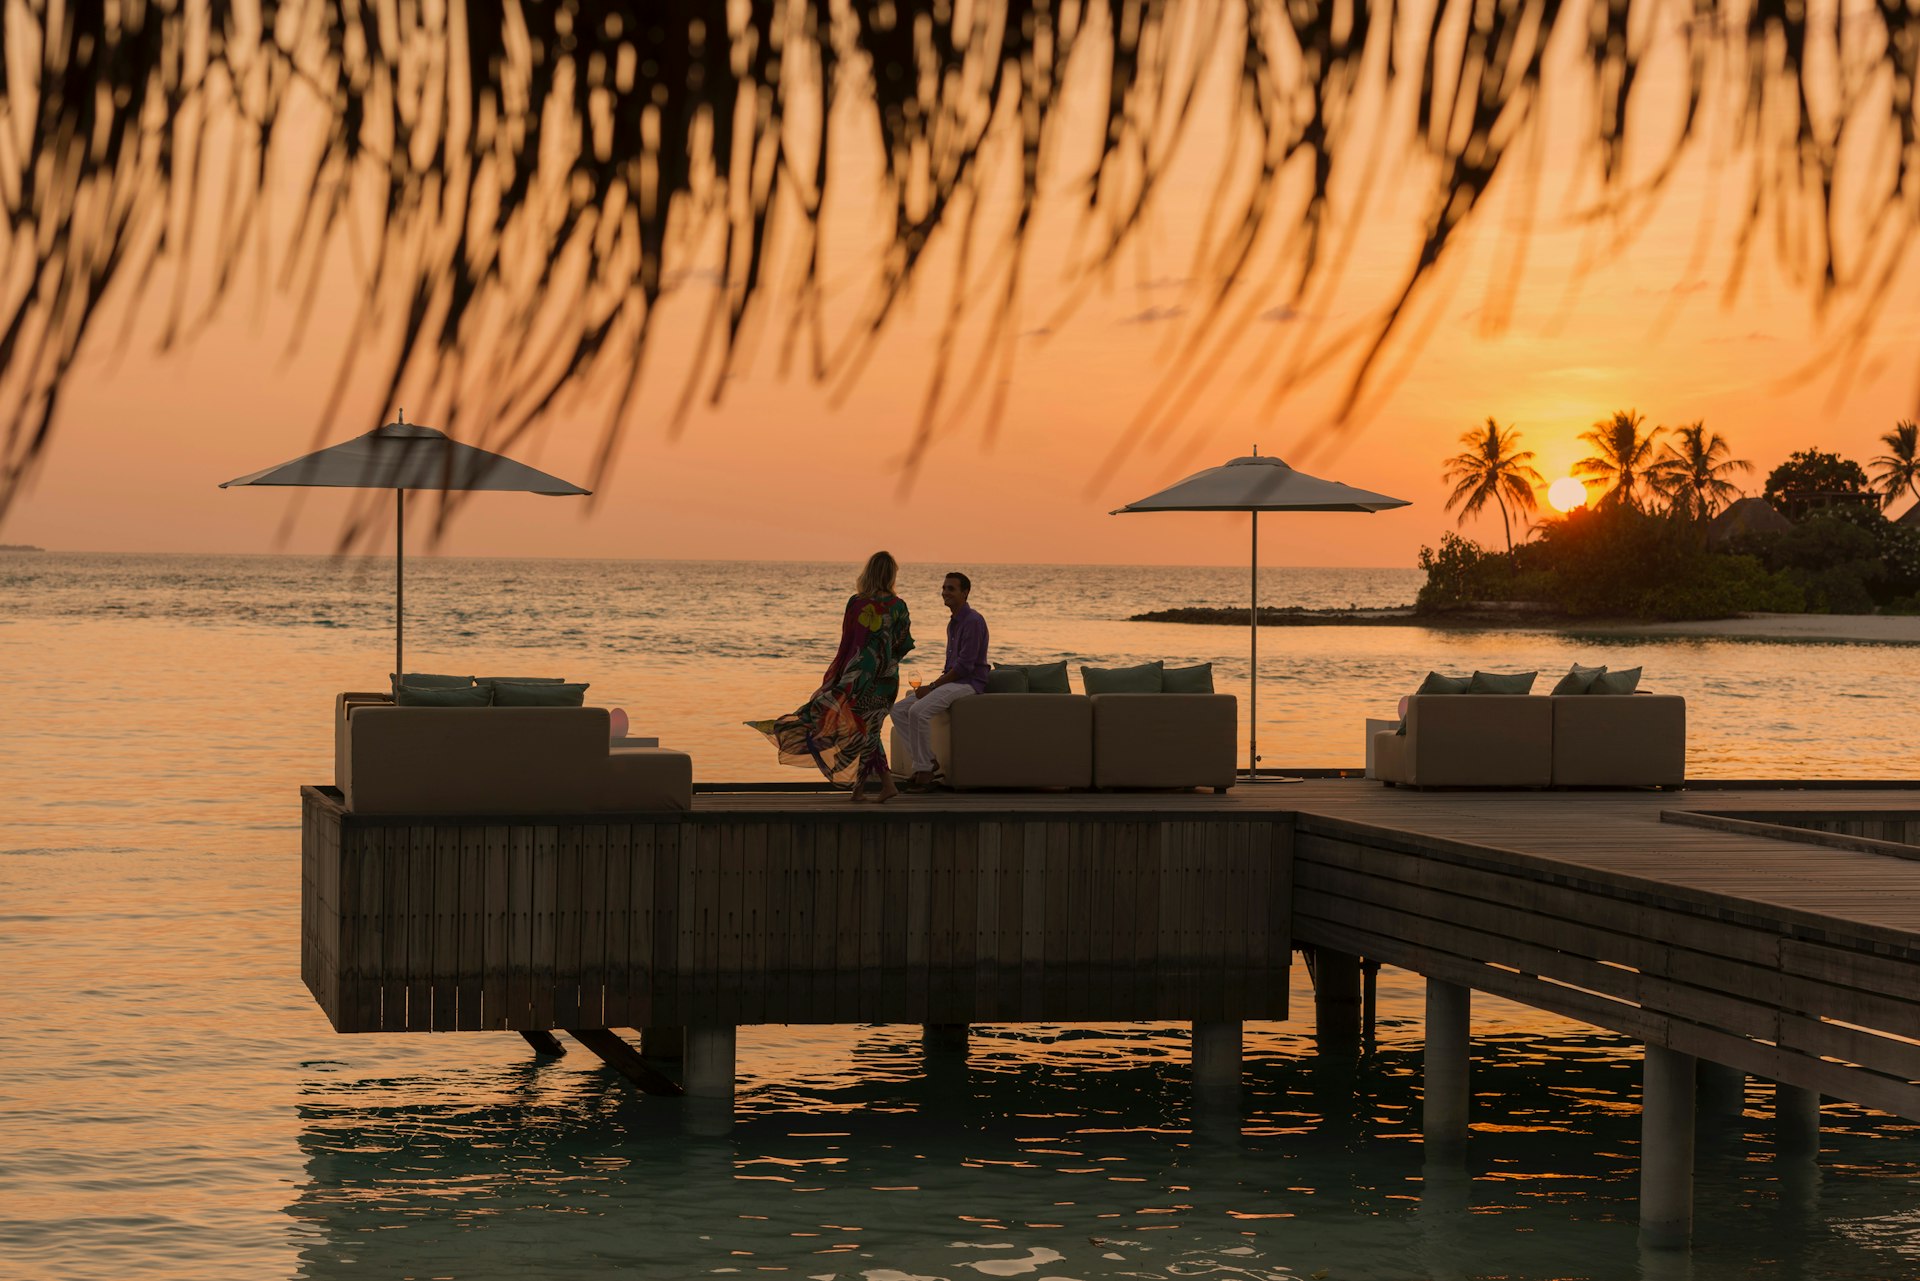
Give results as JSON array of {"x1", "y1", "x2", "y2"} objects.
[
  {"x1": 334, "y1": 692, "x2": 693, "y2": 814},
  {"x1": 1373, "y1": 692, "x2": 1686, "y2": 788},
  {"x1": 889, "y1": 687, "x2": 1238, "y2": 792}
]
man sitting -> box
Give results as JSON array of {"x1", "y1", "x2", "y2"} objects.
[{"x1": 892, "y1": 571, "x2": 989, "y2": 788}]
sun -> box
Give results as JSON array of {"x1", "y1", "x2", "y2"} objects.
[{"x1": 1548, "y1": 477, "x2": 1588, "y2": 513}]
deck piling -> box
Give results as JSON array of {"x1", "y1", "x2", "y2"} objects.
[
  {"x1": 642, "y1": 1025, "x2": 686, "y2": 1060},
  {"x1": 1192, "y1": 1020, "x2": 1242, "y2": 1096},
  {"x1": 1697, "y1": 1060, "x2": 1747, "y2": 1119},
  {"x1": 1775, "y1": 1083, "x2": 1822, "y2": 1156},
  {"x1": 1312, "y1": 949, "x2": 1363, "y2": 1051},
  {"x1": 685, "y1": 1025, "x2": 737, "y2": 1100},
  {"x1": 1641, "y1": 1044, "x2": 1698, "y2": 1250},
  {"x1": 1423, "y1": 978, "x2": 1471, "y2": 1158}
]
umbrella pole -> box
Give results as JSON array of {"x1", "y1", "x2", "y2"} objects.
[
  {"x1": 1249, "y1": 510, "x2": 1257, "y2": 779},
  {"x1": 395, "y1": 488, "x2": 405, "y2": 679}
]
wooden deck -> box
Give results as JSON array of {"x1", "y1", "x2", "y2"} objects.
[{"x1": 300, "y1": 779, "x2": 1920, "y2": 1119}]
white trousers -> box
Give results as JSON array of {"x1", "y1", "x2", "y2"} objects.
[{"x1": 890, "y1": 683, "x2": 976, "y2": 774}]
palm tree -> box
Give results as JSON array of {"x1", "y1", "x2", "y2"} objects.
[
  {"x1": 1574, "y1": 411, "x2": 1664, "y2": 510},
  {"x1": 1649, "y1": 421, "x2": 1752, "y2": 519},
  {"x1": 1871, "y1": 421, "x2": 1920, "y2": 509},
  {"x1": 1442, "y1": 418, "x2": 1544, "y2": 555}
]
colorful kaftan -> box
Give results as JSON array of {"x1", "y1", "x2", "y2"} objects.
[{"x1": 749, "y1": 593, "x2": 915, "y2": 785}]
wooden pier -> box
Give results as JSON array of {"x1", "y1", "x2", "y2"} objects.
[{"x1": 301, "y1": 778, "x2": 1920, "y2": 1241}]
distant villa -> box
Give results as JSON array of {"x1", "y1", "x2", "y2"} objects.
[{"x1": 0, "y1": 543, "x2": 44, "y2": 552}]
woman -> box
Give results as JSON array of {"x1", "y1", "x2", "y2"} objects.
[{"x1": 749, "y1": 551, "x2": 915, "y2": 801}]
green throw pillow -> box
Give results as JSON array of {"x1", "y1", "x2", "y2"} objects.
[
  {"x1": 392, "y1": 672, "x2": 474, "y2": 692},
  {"x1": 1163, "y1": 662, "x2": 1215, "y2": 693},
  {"x1": 493, "y1": 680, "x2": 590, "y2": 707},
  {"x1": 985, "y1": 665, "x2": 1029, "y2": 694},
  {"x1": 395, "y1": 683, "x2": 492, "y2": 707},
  {"x1": 1590, "y1": 666, "x2": 1642, "y2": 695},
  {"x1": 475, "y1": 675, "x2": 567, "y2": 691},
  {"x1": 1022, "y1": 660, "x2": 1072, "y2": 694},
  {"x1": 1081, "y1": 660, "x2": 1165, "y2": 694},
  {"x1": 1415, "y1": 671, "x2": 1471, "y2": 695},
  {"x1": 1551, "y1": 663, "x2": 1607, "y2": 695},
  {"x1": 1468, "y1": 669, "x2": 1537, "y2": 694}
]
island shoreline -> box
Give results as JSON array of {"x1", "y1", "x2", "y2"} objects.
[{"x1": 1129, "y1": 606, "x2": 1920, "y2": 645}]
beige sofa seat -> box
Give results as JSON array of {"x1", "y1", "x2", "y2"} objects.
[
  {"x1": 891, "y1": 693, "x2": 1093, "y2": 789},
  {"x1": 338, "y1": 696, "x2": 691, "y2": 814},
  {"x1": 1091, "y1": 693, "x2": 1237, "y2": 790},
  {"x1": 1551, "y1": 693, "x2": 1686, "y2": 787},
  {"x1": 1373, "y1": 694, "x2": 1553, "y2": 787}
]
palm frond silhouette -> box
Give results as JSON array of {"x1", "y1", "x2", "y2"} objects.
[{"x1": 2, "y1": 0, "x2": 1914, "y2": 538}]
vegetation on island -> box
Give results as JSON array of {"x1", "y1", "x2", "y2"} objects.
[{"x1": 1419, "y1": 416, "x2": 1920, "y2": 620}]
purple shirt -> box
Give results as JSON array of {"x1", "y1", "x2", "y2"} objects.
[{"x1": 944, "y1": 605, "x2": 990, "y2": 693}]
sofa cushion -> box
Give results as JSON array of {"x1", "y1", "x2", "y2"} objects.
[
  {"x1": 985, "y1": 665, "x2": 1030, "y2": 694},
  {"x1": 1082, "y1": 660, "x2": 1165, "y2": 694},
  {"x1": 1091, "y1": 693, "x2": 1235, "y2": 789},
  {"x1": 1163, "y1": 662, "x2": 1215, "y2": 693},
  {"x1": 1005, "y1": 660, "x2": 1072, "y2": 694},
  {"x1": 475, "y1": 675, "x2": 567, "y2": 692},
  {"x1": 1591, "y1": 666, "x2": 1642, "y2": 695},
  {"x1": 395, "y1": 683, "x2": 492, "y2": 707},
  {"x1": 1550, "y1": 663, "x2": 1607, "y2": 695},
  {"x1": 494, "y1": 680, "x2": 590, "y2": 707},
  {"x1": 1468, "y1": 669, "x2": 1537, "y2": 694}
]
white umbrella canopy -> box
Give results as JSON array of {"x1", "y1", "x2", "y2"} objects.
[
  {"x1": 221, "y1": 414, "x2": 591, "y2": 677},
  {"x1": 1113, "y1": 450, "x2": 1410, "y2": 779}
]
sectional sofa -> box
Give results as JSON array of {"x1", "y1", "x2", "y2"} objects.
[
  {"x1": 1372, "y1": 692, "x2": 1686, "y2": 788},
  {"x1": 334, "y1": 692, "x2": 693, "y2": 814},
  {"x1": 888, "y1": 691, "x2": 1238, "y2": 791}
]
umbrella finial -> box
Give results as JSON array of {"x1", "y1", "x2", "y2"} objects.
[
  {"x1": 397, "y1": 407, "x2": 405, "y2": 424},
  {"x1": 1252, "y1": 443, "x2": 1258, "y2": 455}
]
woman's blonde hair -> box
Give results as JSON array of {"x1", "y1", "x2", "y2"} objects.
[{"x1": 857, "y1": 550, "x2": 898, "y2": 597}]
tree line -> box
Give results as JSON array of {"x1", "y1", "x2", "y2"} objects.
[{"x1": 1419, "y1": 415, "x2": 1920, "y2": 619}]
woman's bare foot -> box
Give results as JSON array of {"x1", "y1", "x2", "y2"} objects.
[
  {"x1": 848, "y1": 781, "x2": 868, "y2": 803},
  {"x1": 876, "y1": 779, "x2": 899, "y2": 803}
]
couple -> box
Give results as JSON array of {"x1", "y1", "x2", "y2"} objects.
[{"x1": 750, "y1": 551, "x2": 988, "y2": 802}]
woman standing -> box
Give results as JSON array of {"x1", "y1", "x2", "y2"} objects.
[{"x1": 749, "y1": 551, "x2": 915, "y2": 802}]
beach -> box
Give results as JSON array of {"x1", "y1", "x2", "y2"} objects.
[{"x1": 1134, "y1": 606, "x2": 1920, "y2": 645}]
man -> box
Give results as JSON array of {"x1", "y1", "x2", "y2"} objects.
[{"x1": 892, "y1": 571, "x2": 988, "y2": 788}]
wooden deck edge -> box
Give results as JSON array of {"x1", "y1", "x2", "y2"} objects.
[{"x1": 1662, "y1": 809, "x2": 1920, "y2": 863}]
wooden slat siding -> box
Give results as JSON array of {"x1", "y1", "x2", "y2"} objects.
[
  {"x1": 1132, "y1": 822, "x2": 1158, "y2": 1021},
  {"x1": 581, "y1": 825, "x2": 610, "y2": 1028},
  {"x1": 764, "y1": 823, "x2": 790, "y2": 1022},
  {"x1": 552, "y1": 825, "x2": 583, "y2": 1029},
  {"x1": 649, "y1": 821, "x2": 678, "y2": 1027},
  {"x1": 997, "y1": 822, "x2": 1024, "y2": 1022},
  {"x1": 626, "y1": 823, "x2": 654, "y2": 1027},
  {"x1": 787, "y1": 823, "x2": 816, "y2": 1024},
  {"x1": 956, "y1": 822, "x2": 983, "y2": 1024},
  {"x1": 859, "y1": 823, "x2": 884, "y2": 1021},
  {"x1": 373, "y1": 825, "x2": 402, "y2": 1031},
  {"x1": 908, "y1": 822, "x2": 933, "y2": 1022},
  {"x1": 835, "y1": 822, "x2": 862, "y2": 1022},
  {"x1": 883, "y1": 823, "x2": 911, "y2": 1019},
  {"x1": 976, "y1": 822, "x2": 1001, "y2": 1018},
  {"x1": 1778, "y1": 1011, "x2": 1920, "y2": 1081},
  {"x1": 1780, "y1": 939, "x2": 1920, "y2": 1007},
  {"x1": 531, "y1": 824, "x2": 560, "y2": 1030},
  {"x1": 432, "y1": 825, "x2": 460, "y2": 1032},
  {"x1": 458, "y1": 825, "x2": 486, "y2": 1031},
  {"x1": 749, "y1": 822, "x2": 773, "y2": 1025},
  {"x1": 713, "y1": 823, "x2": 740, "y2": 1024},
  {"x1": 404, "y1": 825, "x2": 433, "y2": 1030},
  {"x1": 1022, "y1": 821, "x2": 1046, "y2": 1020},
  {"x1": 1041, "y1": 821, "x2": 1068, "y2": 1017},
  {"x1": 693, "y1": 824, "x2": 720, "y2": 1024},
  {"x1": 482, "y1": 825, "x2": 509, "y2": 1030},
  {"x1": 504, "y1": 825, "x2": 533, "y2": 1030},
  {"x1": 800, "y1": 823, "x2": 828, "y2": 1023},
  {"x1": 1240, "y1": 823, "x2": 1263, "y2": 1019},
  {"x1": 602, "y1": 824, "x2": 631, "y2": 1028},
  {"x1": 681, "y1": 823, "x2": 708, "y2": 1025},
  {"x1": 339, "y1": 823, "x2": 371, "y2": 1033}
]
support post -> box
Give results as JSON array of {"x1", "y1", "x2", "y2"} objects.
[
  {"x1": 1249, "y1": 508, "x2": 1258, "y2": 777},
  {"x1": 567, "y1": 1029, "x2": 684, "y2": 1095},
  {"x1": 518, "y1": 1029, "x2": 566, "y2": 1056},
  {"x1": 1362, "y1": 959, "x2": 1380, "y2": 1046},
  {"x1": 1641, "y1": 1044, "x2": 1697, "y2": 1251},
  {"x1": 923, "y1": 1023, "x2": 970, "y2": 1051},
  {"x1": 1192, "y1": 1020, "x2": 1242, "y2": 1094},
  {"x1": 1423, "y1": 978, "x2": 1471, "y2": 1159},
  {"x1": 642, "y1": 1025, "x2": 685, "y2": 1060},
  {"x1": 1313, "y1": 949, "x2": 1363, "y2": 1051},
  {"x1": 1697, "y1": 1059, "x2": 1747, "y2": 1119},
  {"x1": 1775, "y1": 1082, "x2": 1821, "y2": 1157},
  {"x1": 394, "y1": 486, "x2": 405, "y2": 678},
  {"x1": 685, "y1": 1025, "x2": 737, "y2": 1100}
]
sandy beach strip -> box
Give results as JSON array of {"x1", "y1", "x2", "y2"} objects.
[{"x1": 1132, "y1": 607, "x2": 1920, "y2": 645}]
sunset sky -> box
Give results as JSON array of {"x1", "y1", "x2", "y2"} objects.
[{"x1": 6, "y1": 11, "x2": 1916, "y2": 569}]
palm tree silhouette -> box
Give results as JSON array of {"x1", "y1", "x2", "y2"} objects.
[
  {"x1": 1650, "y1": 422, "x2": 1752, "y2": 519},
  {"x1": 1442, "y1": 419, "x2": 1543, "y2": 555},
  {"x1": 1575, "y1": 411, "x2": 1664, "y2": 511},
  {"x1": 1871, "y1": 422, "x2": 1920, "y2": 510}
]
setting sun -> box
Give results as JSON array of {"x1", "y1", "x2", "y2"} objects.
[{"x1": 1547, "y1": 477, "x2": 1589, "y2": 513}]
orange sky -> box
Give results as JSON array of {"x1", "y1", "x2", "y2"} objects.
[{"x1": 6, "y1": 13, "x2": 1916, "y2": 567}]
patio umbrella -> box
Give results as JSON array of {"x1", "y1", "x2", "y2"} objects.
[
  {"x1": 1112, "y1": 448, "x2": 1410, "y2": 779},
  {"x1": 221, "y1": 412, "x2": 590, "y2": 676}
]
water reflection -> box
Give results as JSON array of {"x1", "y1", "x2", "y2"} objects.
[{"x1": 286, "y1": 1024, "x2": 1920, "y2": 1280}]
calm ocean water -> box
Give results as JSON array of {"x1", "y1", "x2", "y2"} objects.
[{"x1": 4, "y1": 552, "x2": 1919, "y2": 1281}]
